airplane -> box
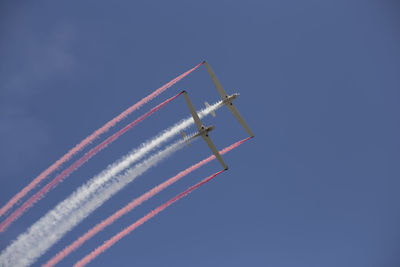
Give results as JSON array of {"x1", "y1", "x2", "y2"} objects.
[
  {"x1": 203, "y1": 61, "x2": 255, "y2": 138},
  {"x1": 181, "y1": 90, "x2": 228, "y2": 170}
]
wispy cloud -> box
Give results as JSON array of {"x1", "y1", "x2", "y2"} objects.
[
  {"x1": 1, "y1": 24, "x2": 75, "y2": 95},
  {"x1": 0, "y1": 24, "x2": 76, "y2": 176},
  {"x1": 0, "y1": 107, "x2": 50, "y2": 171}
]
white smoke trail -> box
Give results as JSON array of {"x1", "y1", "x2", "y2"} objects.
[
  {"x1": 0, "y1": 139, "x2": 187, "y2": 267},
  {"x1": 0, "y1": 101, "x2": 221, "y2": 267}
]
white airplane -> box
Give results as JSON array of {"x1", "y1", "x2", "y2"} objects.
[
  {"x1": 181, "y1": 90, "x2": 228, "y2": 170},
  {"x1": 203, "y1": 61, "x2": 254, "y2": 138}
]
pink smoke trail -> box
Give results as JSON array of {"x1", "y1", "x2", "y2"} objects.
[
  {"x1": 0, "y1": 92, "x2": 185, "y2": 233},
  {"x1": 0, "y1": 62, "x2": 203, "y2": 220},
  {"x1": 73, "y1": 168, "x2": 225, "y2": 267},
  {"x1": 43, "y1": 137, "x2": 250, "y2": 267}
]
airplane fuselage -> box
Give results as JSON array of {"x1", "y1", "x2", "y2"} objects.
[
  {"x1": 222, "y1": 93, "x2": 239, "y2": 106},
  {"x1": 194, "y1": 125, "x2": 215, "y2": 138}
]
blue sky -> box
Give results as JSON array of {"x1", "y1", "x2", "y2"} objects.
[{"x1": 1, "y1": 1, "x2": 400, "y2": 266}]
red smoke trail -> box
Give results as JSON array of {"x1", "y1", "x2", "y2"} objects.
[
  {"x1": 0, "y1": 92, "x2": 184, "y2": 232},
  {"x1": 0, "y1": 62, "x2": 203, "y2": 220},
  {"x1": 43, "y1": 137, "x2": 250, "y2": 267},
  {"x1": 73, "y1": 169, "x2": 225, "y2": 267}
]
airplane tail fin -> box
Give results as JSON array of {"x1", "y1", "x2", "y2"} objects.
[
  {"x1": 205, "y1": 102, "x2": 216, "y2": 117},
  {"x1": 180, "y1": 131, "x2": 191, "y2": 147}
]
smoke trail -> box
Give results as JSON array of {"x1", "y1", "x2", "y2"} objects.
[
  {"x1": 74, "y1": 169, "x2": 225, "y2": 267},
  {"x1": 0, "y1": 62, "x2": 203, "y2": 219},
  {"x1": 43, "y1": 137, "x2": 250, "y2": 267},
  {"x1": 0, "y1": 92, "x2": 183, "y2": 232},
  {"x1": 0, "y1": 102, "x2": 221, "y2": 267},
  {"x1": 0, "y1": 139, "x2": 189, "y2": 267}
]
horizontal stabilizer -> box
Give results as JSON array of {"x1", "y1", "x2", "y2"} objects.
[
  {"x1": 205, "y1": 102, "x2": 216, "y2": 117},
  {"x1": 180, "y1": 131, "x2": 191, "y2": 147}
]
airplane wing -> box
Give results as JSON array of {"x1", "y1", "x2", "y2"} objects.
[
  {"x1": 201, "y1": 134, "x2": 228, "y2": 170},
  {"x1": 183, "y1": 91, "x2": 203, "y2": 131},
  {"x1": 203, "y1": 61, "x2": 228, "y2": 99},
  {"x1": 227, "y1": 103, "x2": 255, "y2": 137}
]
